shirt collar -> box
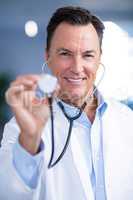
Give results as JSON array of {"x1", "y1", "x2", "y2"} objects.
[
  {"x1": 56, "y1": 88, "x2": 107, "y2": 126},
  {"x1": 94, "y1": 89, "x2": 107, "y2": 116}
]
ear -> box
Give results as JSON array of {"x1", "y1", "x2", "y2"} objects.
[
  {"x1": 44, "y1": 50, "x2": 52, "y2": 73},
  {"x1": 45, "y1": 50, "x2": 49, "y2": 61}
]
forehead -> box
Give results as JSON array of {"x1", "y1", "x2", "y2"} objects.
[{"x1": 49, "y1": 22, "x2": 100, "y2": 52}]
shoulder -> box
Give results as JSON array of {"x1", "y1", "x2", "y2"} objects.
[
  {"x1": 104, "y1": 98, "x2": 133, "y2": 121},
  {"x1": 106, "y1": 98, "x2": 132, "y2": 112}
]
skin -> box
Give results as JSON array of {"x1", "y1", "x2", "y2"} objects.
[
  {"x1": 46, "y1": 22, "x2": 101, "y2": 106},
  {"x1": 6, "y1": 22, "x2": 101, "y2": 154}
]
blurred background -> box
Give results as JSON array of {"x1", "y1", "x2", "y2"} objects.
[{"x1": 0, "y1": 0, "x2": 133, "y2": 142}]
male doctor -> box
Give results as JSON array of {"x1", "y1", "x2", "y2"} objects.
[{"x1": 0, "y1": 6, "x2": 133, "y2": 200}]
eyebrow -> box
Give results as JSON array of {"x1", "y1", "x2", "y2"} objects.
[
  {"x1": 56, "y1": 48, "x2": 96, "y2": 54},
  {"x1": 56, "y1": 48, "x2": 72, "y2": 54},
  {"x1": 83, "y1": 50, "x2": 96, "y2": 54}
]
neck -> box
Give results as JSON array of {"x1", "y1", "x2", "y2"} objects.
[
  {"x1": 58, "y1": 93, "x2": 98, "y2": 123},
  {"x1": 84, "y1": 96, "x2": 98, "y2": 123},
  {"x1": 58, "y1": 87, "x2": 96, "y2": 107}
]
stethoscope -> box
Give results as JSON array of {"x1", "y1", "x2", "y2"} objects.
[{"x1": 41, "y1": 62, "x2": 105, "y2": 169}]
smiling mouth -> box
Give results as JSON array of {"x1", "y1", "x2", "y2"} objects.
[{"x1": 64, "y1": 77, "x2": 87, "y2": 85}]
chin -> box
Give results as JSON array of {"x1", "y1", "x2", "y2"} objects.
[{"x1": 65, "y1": 90, "x2": 87, "y2": 105}]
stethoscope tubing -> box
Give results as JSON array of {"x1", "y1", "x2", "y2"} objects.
[
  {"x1": 47, "y1": 64, "x2": 105, "y2": 168},
  {"x1": 48, "y1": 99, "x2": 86, "y2": 168}
]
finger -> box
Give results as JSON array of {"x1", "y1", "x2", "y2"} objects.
[
  {"x1": 22, "y1": 91, "x2": 30, "y2": 109},
  {"x1": 52, "y1": 83, "x2": 61, "y2": 98},
  {"x1": 28, "y1": 91, "x2": 35, "y2": 112},
  {"x1": 16, "y1": 74, "x2": 40, "y2": 81},
  {"x1": 32, "y1": 96, "x2": 49, "y2": 107},
  {"x1": 11, "y1": 79, "x2": 36, "y2": 89},
  {"x1": 32, "y1": 101, "x2": 50, "y2": 123},
  {"x1": 5, "y1": 85, "x2": 24, "y2": 107},
  {"x1": 23, "y1": 91, "x2": 36, "y2": 112},
  {"x1": 10, "y1": 75, "x2": 40, "y2": 89}
]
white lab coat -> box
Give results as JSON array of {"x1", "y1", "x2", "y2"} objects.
[{"x1": 0, "y1": 99, "x2": 133, "y2": 200}]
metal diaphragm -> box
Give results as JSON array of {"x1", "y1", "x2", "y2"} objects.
[{"x1": 35, "y1": 74, "x2": 57, "y2": 99}]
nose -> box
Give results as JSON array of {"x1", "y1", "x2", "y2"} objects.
[{"x1": 70, "y1": 55, "x2": 84, "y2": 74}]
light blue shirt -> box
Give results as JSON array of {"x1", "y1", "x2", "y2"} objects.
[{"x1": 13, "y1": 91, "x2": 107, "y2": 199}]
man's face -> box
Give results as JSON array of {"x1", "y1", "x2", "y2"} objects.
[{"x1": 45, "y1": 22, "x2": 101, "y2": 104}]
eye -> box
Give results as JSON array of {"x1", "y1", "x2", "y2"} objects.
[
  {"x1": 60, "y1": 52, "x2": 70, "y2": 56},
  {"x1": 83, "y1": 54, "x2": 94, "y2": 58}
]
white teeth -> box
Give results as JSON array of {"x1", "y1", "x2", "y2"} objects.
[
  {"x1": 68, "y1": 78, "x2": 82, "y2": 81},
  {"x1": 66, "y1": 78, "x2": 83, "y2": 84}
]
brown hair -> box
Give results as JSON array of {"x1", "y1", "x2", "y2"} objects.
[{"x1": 46, "y1": 6, "x2": 105, "y2": 51}]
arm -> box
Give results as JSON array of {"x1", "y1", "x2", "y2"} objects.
[
  {"x1": 0, "y1": 118, "x2": 37, "y2": 200},
  {"x1": 13, "y1": 138, "x2": 44, "y2": 189},
  {"x1": 0, "y1": 74, "x2": 54, "y2": 200}
]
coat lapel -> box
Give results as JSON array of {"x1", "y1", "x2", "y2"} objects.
[
  {"x1": 102, "y1": 101, "x2": 133, "y2": 200},
  {"x1": 71, "y1": 130, "x2": 95, "y2": 200}
]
